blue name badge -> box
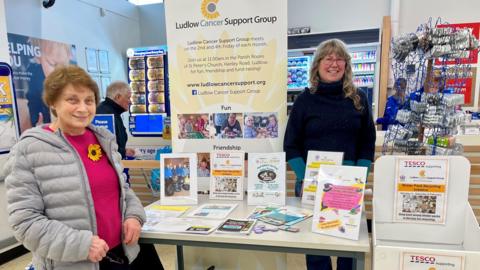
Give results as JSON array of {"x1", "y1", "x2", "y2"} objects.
[{"x1": 92, "y1": 114, "x2": 115, "y2": 135}]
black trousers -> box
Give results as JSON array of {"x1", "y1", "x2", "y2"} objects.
[
  {"x1": 130, "y1": 243, "x2": 165, "y2": 270},
  {"x1": 99, "y1": 245, "x2": 130, "y2": 270}
]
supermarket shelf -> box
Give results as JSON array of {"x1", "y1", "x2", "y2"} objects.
[
  {"x1": 355, "y1": 84, "x2": 374, "y2": 88},
  {"x1": 353, "y1": 71, "x2": 375, "y2": 75},
  {"x1": 351, "y1": 60, "x2": 376, "y2": 64},
  {"x1": 287, "y1": 88, "x2": 305, "y2": 92}
]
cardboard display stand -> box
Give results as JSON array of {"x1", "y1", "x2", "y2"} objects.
[{"x1": 373, "y1": 156, "x2": 480, "y2": 270}]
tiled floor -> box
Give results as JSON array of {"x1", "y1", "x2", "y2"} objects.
[{"x1": 0, "y1": 244, "x2": 372, "y2": 270}]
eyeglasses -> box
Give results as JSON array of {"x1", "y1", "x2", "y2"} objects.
[
  {"x1": 105, "y1": 251, "x2": 125, "y2": 265},
  {"x1": 322, "y1": 57, "x2": 346, "y2": 66}
]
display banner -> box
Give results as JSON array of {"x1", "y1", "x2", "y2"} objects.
[
  {"x1": 165, "y1": 0, "x2": 287, "y2": 153},
  {"x1": 7, "y1": 33, "x2": 77, "y2": 133}
]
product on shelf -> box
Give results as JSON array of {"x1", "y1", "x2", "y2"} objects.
[
  {"x1": 148, "y1": 80, "x2": 165, "y2": 92},
  {"x1": 148, "y1": 92, "x2": 165, "y2": 103},
  {"x1": 131, "y1": 94, "x2": 146, "y2": 104},
  {"x1": 129, "y1": 69, "x2": 145, "y2": 81},
  {"x1": 130, "y1": 104, "x2": 146, "y2": 113},
  {"x1": 147, "y1": 56, "x2": 164, "y2": 68},
  {"x1": 148, "y1": 103, "x2": 165, "y2": 113},
  {"x1": 128, "y1": 57, "x2": 145, "y2": 70},
  {"x1": 130, "y1": 81, "x2": 146, "y2": 93},
  {"x1": 147, "y1": 68, "x2": 164, "y2": 81}
]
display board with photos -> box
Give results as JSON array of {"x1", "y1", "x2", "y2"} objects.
[
  {"x1": 311, "y1": 165, "x2": 367, "y2": 240},
  {"x1": 160, "y1": 153, "x2": 198, "y2": 205}
]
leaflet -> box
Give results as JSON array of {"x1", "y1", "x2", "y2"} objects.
[
  {"x1": 247, "y1": 152, "x2": 286, "y2": 206},
  {"x1": 186, "y1": 203, "x2": 237, "y2": 219},
  {"x1": 246, "y1": 206, "x2": 281, "y2": 219},
  {"x1": 216, "y1": 219, "x2": 256, "y2": 235},
  {"x1": 143, "y1": 203, "x2": 191, "y2": 231},
  {"x1": 393, "y1": 158, "x2": 449, "y2": 224},
  {"x1": 302, "y1": 151, "x2": 343, "y2": 205},
  {"x1": 257, "y1": 206, "x2": 313, "y2": 226},
  {"x1": 210, "y1": 151, "x2": 245, "y2": 200},
  {"x1": 311, "y1": 165, "x2": 367, "y2": 240},
  {"x1": 144, "y1": 217, "x2": 223, "y2": 235}
]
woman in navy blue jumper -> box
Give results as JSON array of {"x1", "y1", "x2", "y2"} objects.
[{"x1": 284, "y1": 39, "x2": 376, "y2": 270}]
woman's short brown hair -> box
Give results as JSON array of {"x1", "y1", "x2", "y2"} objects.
[{"x1": 43, "y1": 65, "x2": 100, "y2": 116}]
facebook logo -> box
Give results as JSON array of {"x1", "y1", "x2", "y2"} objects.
[{"x1": 192, "y1": 89, "x2": 198, "y2": 95}]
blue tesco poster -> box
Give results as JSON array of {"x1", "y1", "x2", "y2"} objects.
[{"x1": 92, "y1": 114, "x2": 115, "y2": 135}]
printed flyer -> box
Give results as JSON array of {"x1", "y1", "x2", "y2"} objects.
[
  {"x1": 302, "y1": 151, "x2": 344, "y2": 205},
  {"x1": 210, "y1": 151, "x2": 245, "y2": 200},
  {"x1": 393, "y1": 158, "x2": 449, "y2": 224},
  {"x1": 401, "y1": 252, "x2": 464, "y2": 270},
  {"x1": 165, "y1": 0, "x2": 287, "y2": 153},
  {"x1": 247, "y1": 152, "x2": 286, "y2": 206},
  {"x1": 312, "y1": 165, "x2": 367, "y2": 240}
]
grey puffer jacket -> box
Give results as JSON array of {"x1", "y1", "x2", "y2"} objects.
[{"x1": 2, "y1": 125, "x2": 146, "y2": 270}]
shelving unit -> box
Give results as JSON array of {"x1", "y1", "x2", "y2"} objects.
[
  {"x1": 286, "y1": 42, "x2": 380, "y2": 114},
  {"x1": 126, "y1": 46, "x2": 170, "y2": 137}
]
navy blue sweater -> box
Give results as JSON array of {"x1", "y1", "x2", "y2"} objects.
[{"x1": 284, "y1": 81, "x2": 376, "y2": 163}]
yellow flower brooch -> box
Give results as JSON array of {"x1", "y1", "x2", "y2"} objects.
[{"x1": 87, "y1": 144, "x2": 102, "y2": 162}]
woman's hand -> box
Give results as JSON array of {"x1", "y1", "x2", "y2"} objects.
[
  {"x1": 88, "y1": 235, "x2": 109, "y2": 262},
  {"x1": 123, "y1": 218, "x2": 142, "y2": 245}
]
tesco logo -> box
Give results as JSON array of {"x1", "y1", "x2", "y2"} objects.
[
  {"x1": 404, "y1": 161, "x2": 426, "y2": 167},
  {"x1": 409, "y1": 255, "x2": 435, "y2": 264}
]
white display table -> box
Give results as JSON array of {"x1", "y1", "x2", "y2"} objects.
[
  {"x1": 141, "y1": 196, "x2": 370, "y2": 270},
  {"x1": 373, "y1": 156, "x2": 480, "y2": 270}
]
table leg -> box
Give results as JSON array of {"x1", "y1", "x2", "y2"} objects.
[
  {"x1": 176, "y1": 245, "x2": 184, "y2": 270},
  {"x1": 353, "y1": 253, "x2": 365, "y2": 270}
]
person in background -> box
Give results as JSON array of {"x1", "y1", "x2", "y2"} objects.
[
  {"x1": 96, "y1": 81, "x2": 132, "y2": 159},
  {"x1": 376, "y1": 78, "x2": 407, "y2": 130},
  {"x1": 3, "y1": 66, "x2": 145, "y2": 269},
  {"x1": 97, "y1": 81, "x2": 164, "y2": 269},
  {"x1": 284, "y1": 39, "x2": 376, "y2": 270}
]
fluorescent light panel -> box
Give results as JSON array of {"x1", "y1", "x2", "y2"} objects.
[{"x1": 128, "y1": 0, "x2": 163, "y2": 5}]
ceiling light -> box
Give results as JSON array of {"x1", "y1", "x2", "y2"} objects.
[{"x1": 128, "y1": 0, "x2": 163, "y2": 6}]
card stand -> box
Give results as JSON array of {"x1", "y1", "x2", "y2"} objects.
[{"x1": 372, "y1": 156, "x2": 480, "y2": 270}]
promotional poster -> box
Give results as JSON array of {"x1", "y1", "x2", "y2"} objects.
[
  {"x1": 394, "y1": 158, "x2": 449, "y2": 224},
  {"x1": 210, "y1": 151, "x2": 245, "y2": 200},
  {"x1": 247, "y1": 152, "x2": 286, "y2": 206},
  {"x1": 165, "y1": 0, "x2": 287, "y2": 153},
  {"x1": 7, "y1": 33, "x2": 77, "y2": 132},
  {"x1": 311, "y1": 165, "x2": 367, "y2": 240}
]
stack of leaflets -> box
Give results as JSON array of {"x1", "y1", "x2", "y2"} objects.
[
  {"x1": 144, "y1": 217, "x2": 223, "y2": 235},
  {"x1": 257, "y1": 206, "x2": 313, "y2": 226},
  {"x1": 186, "y1": 203, "x2": 237, "y2": 219},
  {"x1": 143, "y1": 204, "x2": 191, "y2": 231},
  {"x1": 216, "y1": 219, "x2": 256, "y2": 235}
]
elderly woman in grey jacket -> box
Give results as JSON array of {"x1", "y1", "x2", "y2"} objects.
[{"x1": 3, "y1": 66, "x2": 146, "y2": 270}]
